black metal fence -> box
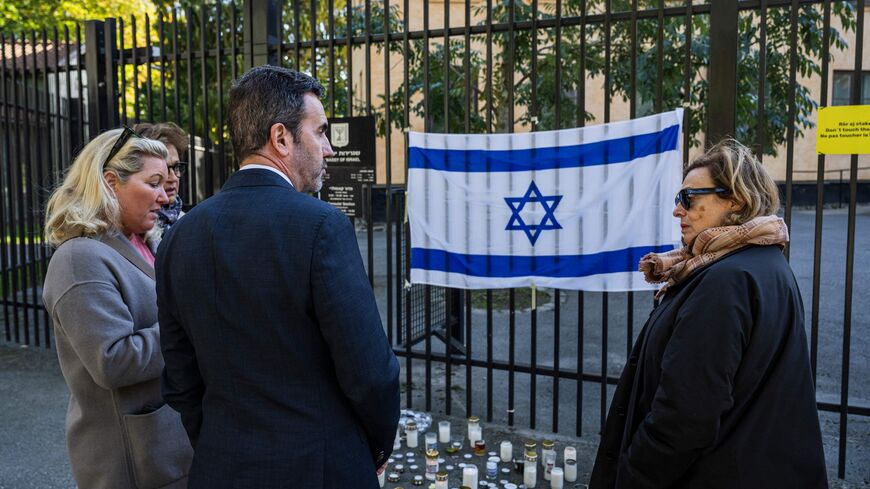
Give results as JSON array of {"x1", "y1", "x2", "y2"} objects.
[{"x1": 0, "y1": 0, "x2": 867, "y2": 479}]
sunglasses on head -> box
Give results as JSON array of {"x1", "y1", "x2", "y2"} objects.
[
  {"x1": 674, "y1": 187, "x2": 729, "y2": 210},
  {"x1": 102, "y1": 126, "x2": 141, "y2": 170}
]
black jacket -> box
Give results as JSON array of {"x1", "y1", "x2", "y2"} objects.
[
  {"x1": 590, "y1": 245, "x2": 827, "y2": 489},
  {"x1": 157, "y1": 169, "x2": 400, "y2": 488}
]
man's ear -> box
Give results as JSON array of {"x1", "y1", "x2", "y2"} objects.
[{"x1": 270, "y1": 123, "x2": 293, "y2": 157}]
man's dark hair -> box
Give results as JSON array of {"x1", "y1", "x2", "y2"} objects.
[
  {"x1": 133, "y1": 121, "x2": 188, "y2": 155},
  {"x1": 227, "y1": 65, "x2": 324, "y2": 162}
]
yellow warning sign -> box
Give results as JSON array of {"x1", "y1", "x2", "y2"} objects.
[{"x1": 816, "y1": 105, "x2": 870, "y2": 154}]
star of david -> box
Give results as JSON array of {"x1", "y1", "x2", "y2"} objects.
[{"x1": 504, "y1": 181, "x2": 563, "y2": 245}]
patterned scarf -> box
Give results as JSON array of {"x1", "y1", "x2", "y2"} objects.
[
  {"x1": 157, "y1": 197, "x2": 184, "y2": 233},
  {"x1": 639, "y1": 215, "x2": 790, "y2": 299}
]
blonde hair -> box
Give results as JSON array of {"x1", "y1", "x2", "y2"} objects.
[
  {"x1": 44, "y1": 128, "x2": 168, "y2": 246},
  {"x1": 685, "y1": 139, "x2": 781, "y2": 225}
]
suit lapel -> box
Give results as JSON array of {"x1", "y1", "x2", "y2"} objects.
[{"x1": 99, "y1": 234, "x2": 156, "y2": 281}]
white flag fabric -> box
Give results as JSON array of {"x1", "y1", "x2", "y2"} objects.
[{"x1": 407, "y1": 109, "x2": 684, "y2": 291}]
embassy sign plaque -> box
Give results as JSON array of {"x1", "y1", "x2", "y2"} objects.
[{"x1": 322, "y1": 116, "x2": 376, "y2": 217}]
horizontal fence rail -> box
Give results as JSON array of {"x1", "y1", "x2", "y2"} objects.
[{"x1": 0, "y1": 0, "x2": 867, "y2": 480}]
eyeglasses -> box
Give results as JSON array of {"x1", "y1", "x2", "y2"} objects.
[
  {"x1": 102, "y1": 126, "x2": 140, "y2": 170},
  {"x1": 674, "y1": 187, "x2": 729, "y2": 210},
  {"x1": 167, "y1": 161, "x2": 188, "y2": 177}
]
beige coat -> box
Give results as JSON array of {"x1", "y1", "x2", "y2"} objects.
[{"x1": 43, "y1": 234, "x2": 192, "y2": 489}]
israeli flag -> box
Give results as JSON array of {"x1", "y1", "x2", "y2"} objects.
[{"x1": 407, "y1": 109, "x2": 684, "y2": 291}]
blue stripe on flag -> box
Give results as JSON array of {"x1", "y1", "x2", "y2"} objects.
[
  {"x1": 409, "y1": 123, "x2": 679, "y2": 172},
  {"x1": 411, "y1": 245, "x2": 676, "y2": 278}
]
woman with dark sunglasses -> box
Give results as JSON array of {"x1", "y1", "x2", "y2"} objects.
[
  {"x1": 589, "y1": 140, "x2": 826, "y2": 488},
  {"x1": 42, "y1": 128, "x2": 192, "y2": 489}
]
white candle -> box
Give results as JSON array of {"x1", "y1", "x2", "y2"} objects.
[
  {"x1": 426, "y1": 432, "x2": 438, "y2": 450},
  {"x1": 377, "y1": 470, "x2": 385, "y2": 488},
  {"x1": 564, "y1": 458, "x2": 577, "y2": 482},
  {"x1": 393, "y1": 427, "x2": 402, "y2": 450},
  {"x1": 468, "y1": 425, "x2": 482, "y2": 445},
  {"x1": 462, "y1": 465, "x2": 479, "y2": 488},
  {"x1": 499, "y1": 440, "x2": 512, "y2": 463},
  {"x1": 563, "y1": 446, "x2": 576, "y2": 466},
  {"x1": 438, "y1": 421, "x2": 451, "y2": 443},
  {"x1": 523, "y1": 464, "x2": 537, "y2": 488},
  {"x1": 550, "y1": 467, "x2": 564, "y2": 489},
  {"x1": 406, "y1": 428, "x2": 418, "y2": 448}
]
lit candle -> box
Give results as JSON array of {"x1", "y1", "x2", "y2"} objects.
[
  {"x1": 564, "y1": 458, "x2": 577, "y2": 483},
  {"x1": 462, "y1": 465, "x2": 479, "y2": 488},
  {"x1": 550, "y1": 467, "x2": 564, "y2": 489},
  {"x1": 438, "y1": 421, "x2": 451, "y2": 443}
]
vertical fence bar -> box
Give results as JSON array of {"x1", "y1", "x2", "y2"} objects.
[
  {"x1": 683, "y1": 1, "x2": 691, "y2": 166},
  {"x1": 51, "y1": 28, "x2": 60, "y2": 177},
  {"x1": 294, "y1": 0, "x2": 301, "y2": 69},
  {"x1": 528, "y1": 0, "x2": 540, "y2": 432},
  {"x1": 186, "y1": 7, "x2": 197, "y2": 204},
  {"x1": 160, "y1": 14, "x2": 167, "y2": 122},
  {"x1": 384, "y1": 0, "x2": 393, "y2": 351},
  {"x1": 364, "y1": 0, "x2": 374, "y2": 289},
  {"x1": 506, "y1": 0, "x2": 517, "y2": 428},
  {"x1": 217, "y1": 2, "x2": 227, "y2": 186},
  {"x1": 422, "y1": 0, "x2": 433, "y2": 414},
  {"x1": 24, "y1": 31, "x2": 36, "y2": 345},
  {"x1": 173, "y1": 9, "x2": 180, "y2": 125},
  {"x1": 345, "y1": 0, "x2": 352, "y2": 117},
  {"x1": 75, "y1": 25, "x2": 83, "y2": 147},
  {"x1": 707, "y1": 0, "x2": 737, "y2": 144},
  {"x1": 146, "y1": 14, "x2": 153, "y2": 122},
  {"x1": 0, "y1": 34, "x2": 10, "y2": 340},
  {"x1": 809, "y1": 0, "x2": 832, "y2": 385},
  {"x1": 484, "y1": 0, "x2": 495, "y2": 426},
  {"x1": 782, "y1": 0, "x2": 799, "y2": 260},
  {"x1": 232, "y1": 1, "x2": 239, "y2": 83},
  {"x1": 200, "y1": 5, "x2": 213, "y2": 198},
  {"x1": 576, "y1": 0, "x2": 587, "y2": 438},
  {"x1": 600, "y1": 0, "x2": 614, "y2": 432},
  {"x1": 120, "y1": 19, "x2": 127, "y2": 126},
  {"x1": 327, "y1": 0, "x2": 335, "y2": 116},
  {"x1": 839, "y1": 0, "x2": 864, "y2": 477},
  {"x1": 552, "y1": 0, "x2": 563, "y2": 434},
  {"x1": 9, "y1": 33, "x2": 21, "y2": 343},
  {"x1": 402, "y1": 0, "x2": 412, "y2": 411},
  {"x1": 133, "y1": 15, "x2": 140, "y2": 124},
  {"x1": 627, "y1": 0, "x2": 638, "y2": 360},
  {"x1": 755, "y1": 0, "x2": 767, "y2": 160}
]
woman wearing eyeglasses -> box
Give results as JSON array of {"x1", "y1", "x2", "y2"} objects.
[
  {"x1": 589, "y1": 140, "x2": 827, "y2": 489},
  {"x1": 42, "y1": 128, "x2": 192, "y2": 489},
  {"x1": 134, "y1": 122, "x2": 188, "y2": 237}
]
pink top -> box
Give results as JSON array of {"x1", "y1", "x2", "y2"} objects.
[{"x1": 129, "y1": 234, "x2": 155, "y2": 268}]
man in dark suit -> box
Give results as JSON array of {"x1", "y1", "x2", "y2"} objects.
[{"x1": 156, "y1": 65, "x2": 400, "y2": 488}]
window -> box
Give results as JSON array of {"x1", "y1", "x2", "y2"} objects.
[{"x1": 832, "y1": 71, "x2": 870, "y2": 106}]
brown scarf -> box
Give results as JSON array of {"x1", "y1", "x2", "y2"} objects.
[{"x1": 639, "y1": 215, "x2": 789, "y2": 299}]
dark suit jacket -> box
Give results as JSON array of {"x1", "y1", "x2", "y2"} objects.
[
  {"x1": 589, "y1": 245, "x2": 827, "y2": 489},
  {"x1": 157, "y1": 169, "x2": 400, "y2": 489}
]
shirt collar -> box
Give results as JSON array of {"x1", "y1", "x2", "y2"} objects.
[{"x1": 239, "y1": 164, "x2": 295, "y2": 189}]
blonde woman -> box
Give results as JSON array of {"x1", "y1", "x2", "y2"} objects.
[
  {"x1": 590, "y1": 140, "x2": 827, "y2": 488},
  {"x1": 43, "y1": 127, "x2": 192, "y2": 489}
]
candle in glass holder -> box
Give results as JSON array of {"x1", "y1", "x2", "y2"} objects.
[
  {"x1": 523, "y1": 453, "x2": 538, "y2": 488},
  {"x1": 486, "y1": 457, "x2": 499, "y2": 480},
  {"x1": 405, "y1": 421, "x2": 418, "y2": 448},
  {"x1": 438, "y1": 420, "x2": 451, "y2": 443},
  {"x1": 378, "y1": 469, "x2": 385, "y2": 487},
  {"x1": 426, "y1": 432, "x2": 438, "y2": 450},
  {"x1": 435, "y1": 470, "x2": 449, "y2": 489},
  {"x1": 426, "y1": 449, "x2": 440, "y2": 480},
  {"x1": 499, "y1": 440, "x2": 512, "y2": 463},
  {"x1": 542, "y1": 439, "x2": 556, "y2": 480},
  {"x1": 467, "y1": 416, "x2": 481, "y2": 443},
  {"x1": 550, "y1": 467, "x2": 564, "y2": 489},
  {"x1": 462, "y1": 465, "x2": 479, "y2": 488},
  {"x1": 564, "y1": 458, "x2": 577, "y2": 482},
  {"x1": 473, "y1": 440, "x2": 487, "y2": 457}
]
